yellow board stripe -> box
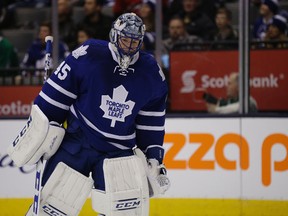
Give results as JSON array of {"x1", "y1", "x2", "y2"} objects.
[{"x1": 1, "y1": 198, "x2": 288, "y2": 215}]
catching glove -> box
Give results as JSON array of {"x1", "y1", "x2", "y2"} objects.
[{"x1": 134, "y1": 148, "x2": 171, "y2": 197}]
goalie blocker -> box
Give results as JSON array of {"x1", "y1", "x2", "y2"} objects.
[{"x1": 7, "y1": 104, "x2": 65, "y2": 167}]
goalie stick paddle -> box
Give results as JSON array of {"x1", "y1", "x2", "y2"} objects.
[{"x1": 32, "y1": 36, "x2": 53, "y2": 216}]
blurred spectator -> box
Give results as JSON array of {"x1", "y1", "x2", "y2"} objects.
[
  {"x1": 0, "y1": 35, "x2": 19, "y2": 68},
  {"x1": 21, "y1": 21, "x2": 69, "y2": 84},
  {"x1": 58, "y1": 0, "x2": 77, "y2": 51},
  {"x1": 78, "y1": 0, "x2": 113, "y2": 40},
  {"x1": 138, "y1": 0, "x2": 155, "y2": 32},
  {"x1": 251, "y1": 0, "x2": 262, "y2": 8},
  {"x1": 0, "y1": 1, "x2": 17, "y2": 29},
  {"x1": 263, "y1": 14, "x2": 288, "y2": 48},
  {"x1": 142, "y1": 32, "x2": 156, "y2": 54},
  {"x1": 162, "y1": 16, "x2": 202, "y2": 68},
  {"x1": 113, "y1": 0, "x2": 142, "y2": 18},
  {"x1": 105, "y1": 0, "x2": 115, "y2": 7},
  {"x1": 7, "y1": 0, "x2": 50, "y2": 9},
  {"x1": 0, "y1": 35, "x2": 20, "y2": 85},
  {"x1": 176, "y1": 0, "x2": 217, "y2": 40},
  {"x1": 138, "y1": 1, "x2": 156, "y2": 54},
  {"x1": 198, "y1": 0, "x2": 218, "y2": 22},
  {"x1": 165, "y1": 0, "x2": 218, "y2": 25},
  {"x1": 113, "y1": 0, "x2": 169, "y2": 20},
  {"x1": 253, "y1": 0, "x2": 279, "y2": 40},
  {"x1": 211, "y1": 7, "x2": 238, "y2": 49},
  {"x1": 70, "y1": 0, "x2": 85, "y2": 6},
  {"x1": 76, "y1": 25, "x2": 93, "y2": 47},
  {"x1": 205, "y1": 72, "x2": 258, "y2": 114}
]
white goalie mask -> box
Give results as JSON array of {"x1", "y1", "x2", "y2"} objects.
[{"x1": 109, "y1": 13, "x2": 146, "y2": 70}]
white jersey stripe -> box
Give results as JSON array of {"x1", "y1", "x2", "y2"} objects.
[
  {"x1": 39, "y1": 91, "x2": 70, "y2": 110},
  {"x1": 70, "y1": 105, "x2": 78, "y2": 118},
  {"x1": 144, "y1": 145, "x2": 164, "y2": 153},
  {"x1": 138, "y1": 110, "x2": 165, "y2": 116},
  {"x1": 136, "y1": 124, "x2": 165, "y2": 131},
  {"x1": 108, "y1": 142, "x2": 131, "y2": 150},
  {"x1": 75, "y1": 108, "x2": 136, "y2": 140},
  {"x1": 47, "y1": 79, "x2": 77, "y2": 99}
]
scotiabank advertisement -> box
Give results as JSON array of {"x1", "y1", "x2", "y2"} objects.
[
  {"x1": 1, "y1": 118, "x2": 288, "y2": 200},
  {"x1": 0, "y1": 86, "x2": 41, "y2": 118},
  {"x1": 170, "y1": 50, "x2": 288, "y2": 111}
]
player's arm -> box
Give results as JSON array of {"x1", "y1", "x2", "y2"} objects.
[
  {"x1": 33, "y1": 53, "x2": 81, "y2": 123},
  {"x1": 134, "y1": 91, "x2": 170, "y2": 197},
  {"x1": 8, "y1": 46, "x2": 86, "y2": 167},
  {"x1": 135, "y1": 63, "x2": 167, "y2": 163},
  {"x1": 214, "y1": 102, "x2": 239, "y2": 114},
  {"x1": 135, "y1": 91, "x2": 167, "y2": 163},
  {"x1": 135, "y1": 66, "x2": 170, "y2": 197}
]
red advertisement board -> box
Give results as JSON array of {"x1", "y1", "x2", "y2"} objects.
[
  {"x1": 0, "y1": 86, "x2": 41, "y2": 118},
  {"x1": 170, "y1": 50, "x2": 288, "y2": 111},
  {"x1": 0, "y1": 49, "x2": 287, "y2": 118}
]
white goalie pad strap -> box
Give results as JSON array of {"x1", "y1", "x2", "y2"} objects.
[
  {"x1": 92, "y1": 155, "x2": 149, "y2": 216},
  {"x1": 40, "y1": 162, "x2": 94, "y2": 216},
  {"x1": 134, "y1": 148, "x2": 170, "y2": 197},
  {"x1": 7, "y1": 105, "x2": 65, "y2": 167}
]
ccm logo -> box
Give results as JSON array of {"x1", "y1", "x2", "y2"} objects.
[
  {"x1": 164, "y1": 133, "x2": 288, "y2": 186},
  {"x1": 12, "y1": 115, "x2": 32, "y2": 146},
  {"x1": 42, "y1": 204, "x2": 67, "y2": 216},
  {"x1": 115, "y1": 198, "x2": 141, "y2": 210}
]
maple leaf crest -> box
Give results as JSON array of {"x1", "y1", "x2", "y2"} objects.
[
  {"x1": 100, "y1": 85, "x2": 135, "y2": 127},
  {"x1": 72, "y1": 45, "x2": 89, "y2": 59}
]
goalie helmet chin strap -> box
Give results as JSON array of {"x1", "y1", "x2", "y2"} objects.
[{"x1": 109, "y1": 43, "x2": 139, "y2": 70}]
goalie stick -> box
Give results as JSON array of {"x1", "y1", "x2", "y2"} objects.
[{"x1": 32, "y1": 36, "x2": 53, "y2": 216}]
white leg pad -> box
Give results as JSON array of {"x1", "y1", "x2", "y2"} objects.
[
  {"x1": 92, "y1": 156, "x2": 149, "y2": 216},
  {"x1": 39, "y1": 162, "x2": 94, "y2": 216}
]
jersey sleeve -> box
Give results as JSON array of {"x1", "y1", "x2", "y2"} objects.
[
  {"x1": 135, "y1": 63, "x2": 168, "y2": 164},
  {"x1": 33, "y1": 44, "x2": 88, "y2": 123}
]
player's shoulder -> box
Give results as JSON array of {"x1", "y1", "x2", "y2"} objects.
[
  {"x1": 84, "y1": 38, "x2": 109, "y2": 48},
  {"x1": 139, "y1": 50, "x2": 155, "y2": 61},
  {"x1": 138, "y1": 51, "x2": 166, "y2": 82},
  {"x1": 69, "y1": 39, "x2": 109, "y2": 61},
  {"x1": 138, "y1": 51, "x2": 158, "y2": 69},
  {"x1": 75, "y1": 39, "x2": 109, "y2": 53}
]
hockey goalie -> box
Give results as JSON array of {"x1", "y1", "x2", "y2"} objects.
[{"x1": 7, "y1": 12, "x2": 170, "y2": 216}]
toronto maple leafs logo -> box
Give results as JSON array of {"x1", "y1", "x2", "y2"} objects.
[
  {"x1": 72, "y1": 45, "x2": 89, "y2": 59},
  {"x1": 100, "y1": 85, "x2": 135, "y2": 127}
]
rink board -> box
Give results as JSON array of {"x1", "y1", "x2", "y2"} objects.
[
  {"x1": 1, "y1": 198, "x2": 288, "y2": 216},
  {"x1": 1, "y1": 118, "x2": 288, "y2": 215}
]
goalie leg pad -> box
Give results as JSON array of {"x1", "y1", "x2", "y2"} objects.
[
  {"x1": 92, "y1": 155, "x2": 149, "y2": 216},
  {"x1": 7, "y1": 105, "x2": 65, "y2": 167},
  {"x1": 39, "y1": 162, "x2": 94, "y2": 216}
]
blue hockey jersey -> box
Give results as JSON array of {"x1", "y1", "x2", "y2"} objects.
[
  {"x1": 21, "y1": 38, "x2": 69, "y2": 69},
  {"x1": 253, "y1": 17, "x2": 273, "y2": 40},
  {"x1": 34, "y1": 39, "x2": 168, "y2": 162}
]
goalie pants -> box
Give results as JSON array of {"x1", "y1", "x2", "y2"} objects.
[{"x1": 41, "y1": 131, "x2": 134, "y2": 190}]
